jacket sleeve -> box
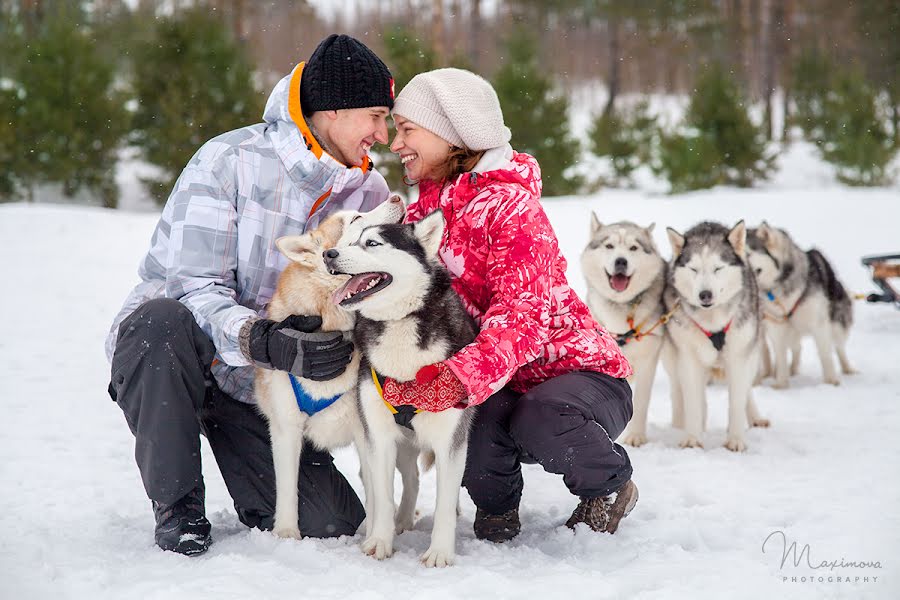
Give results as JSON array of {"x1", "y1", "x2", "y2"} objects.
[
  {"x1": 163, "y1": 161, "x2": 258, "y2": 367},
  {"x1": 444, "y1": 193, "x2": 555, "y2": 405}
]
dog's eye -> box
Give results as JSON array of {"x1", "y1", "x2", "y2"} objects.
[
  {"x1": 605, "y1": 244, "x2": 614, "y2": 250},
  {"x1": 365, "y1": 239, "x2": 382, "y2": 248},
  {"x1": 629, "y1": 245, "x2": 638, "y2": 252},
  {"x1": 714, "y1": 267, "x2": 723, "y2": 274},
  {"x1": 350, "y1": 215, "x2": 362, "y2": 224},
  {"x1": 689, "y1": 267, "x2": 698, "y2": 273},
  {"x1": 755, "y1": 268, "x2": 762, "y2": 275}
]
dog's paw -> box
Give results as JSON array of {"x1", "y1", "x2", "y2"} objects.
[
  {"x1": 421, "y1": 546, "x2": 455, "y2": 568},
  {"x1": 620, "y1": 430, "x2": 648, "y2": 447},
  {"x1": 842, "y1": 366, "x2": 859, "y2": 376},
  {"x1": 724, "y1": 436, "x2": 747, "y2": 452},
  {"x1": 361, "y1": 536, "x2": 393, "y2": 560},
  {"x1": 750, "y1": 416, "x2": 771, "y2": 428},
  {"x1": 678, "y1": 435, "x2": 703, "y2": 449},
  {"x1": 824, "y1": 376, "x2": 841, "y2": 386},
  {"x1": 772, "y1": 379, "x2": 790, "y2": 390},
  {"x1": 273, "y1": 526, "x2": 302, "y2": 540},
  {"x1": 394, "y1": 514, "x2": 416, "y2": 535}
]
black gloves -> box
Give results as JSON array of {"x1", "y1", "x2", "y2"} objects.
[{"x1": 245, "y1": 315, "x2": 354, "y2": 381}]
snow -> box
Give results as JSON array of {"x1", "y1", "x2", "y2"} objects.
[{"x1": 2, "y1": 176, "x2": 899, "y2": 599}]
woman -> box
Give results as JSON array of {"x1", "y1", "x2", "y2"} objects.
[{"x1": 380, "y1": 68, "x2": 637, "y2": 543}]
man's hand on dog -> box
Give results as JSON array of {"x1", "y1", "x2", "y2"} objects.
[
  {"x1": 245, "y1": 315, "x2": 354, "y2": 381},
  {"x1": 382, "y1": 362, "x2": 468, "y2": 412}
]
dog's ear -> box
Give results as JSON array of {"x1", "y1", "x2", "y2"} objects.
[
  {"x1": 590, "y1": 212, "x2": 603, "y2": 235},
  {"x1": 646, "y1": 222, "x2": 656, "y2": 234},
  {"x1": 728, "y1": 220, "x2": 747, "y2": 257},
  {"x1": 755, "y1": 221, "x2": 778, "y2": 251},
  {"x1": 666, "y1": 227, "x2": 685, "y2": 258},
  {"x1": 413, "y1": 210, "x2": 446, "y2": 257},
  {"x1": 275, "y1": 235, "x2": 319, "y2": 266}
]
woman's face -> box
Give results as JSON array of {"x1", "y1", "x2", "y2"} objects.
[{"x1": 390, "y1": 115, "x2": 451, "y2": 181}]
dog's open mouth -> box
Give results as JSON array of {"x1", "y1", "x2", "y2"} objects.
[
  {"x1": 608, "y1": 273, "x2": 631, "y2": 292},
  {"x1": 332, "y1": 272, "x2": 392, "y2": 305}
]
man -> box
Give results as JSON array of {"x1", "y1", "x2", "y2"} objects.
[{"x1": 106, "y1": 34, "x2": 394, "y2": 556}]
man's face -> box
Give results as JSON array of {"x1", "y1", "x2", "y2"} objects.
[{"x1": 326, "y1": 107, "x2": 390, "y2": 167}]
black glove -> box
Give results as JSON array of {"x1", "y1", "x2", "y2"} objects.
[{"x1": 246, "y1": 315, "x2": 354, "y2": 381}]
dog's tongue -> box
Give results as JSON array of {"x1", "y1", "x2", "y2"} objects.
[
  {"x1": 332, "y1": 273, "x2": 381, "y2": 304},
  {"x1": 610, "y1": 274, "x2": 630, "y2": 292}
]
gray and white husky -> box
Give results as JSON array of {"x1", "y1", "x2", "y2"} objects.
[
  {"x1": 324, "y1": 210, "x2": 478, "y2": 568},
  {"x1": 663, "y1": 221, "x2": 770, "y2": 452},
  {"x1": 254, "y1": 197, "x2": 422, "y2": 540},
  {"x1": 581, "y1": 216, "x2": 667, "y2": 447},
  {"x1": 747, "y1": 222, "x2": 855, "y2": 388}
]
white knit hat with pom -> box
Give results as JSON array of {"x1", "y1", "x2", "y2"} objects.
[{"x1": 391, "y1": 68, "x2": 512, "y2": 151}]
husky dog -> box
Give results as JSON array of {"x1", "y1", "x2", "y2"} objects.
[
  {"x1": 747, "y1": 222, "x2": 855, "y2": 388},
  {"x1": 663, "y1": 221, "x2": 769, "y2": 452},
  {"x1": 581, "y1": 216, "x2": 667, "y2": 447},
  {"x1": 324, "y1": 211, "x2": 478, "y2": 568},
  {"x1": 254, "y1": 196, "x2": 422, "y2": 540}
]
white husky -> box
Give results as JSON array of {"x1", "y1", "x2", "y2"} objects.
[
  {"x1": 324, "y1": 210, "x2": 478, "y2": 567},
  {"x1": 581, "y1": 216, "x2": 667, "y2": 447},
  {"x1": 254, "y1": 197, "x2": 421, "y2": 540},
  {"x1": 663, "y1": 221, "x2": 769, "y2": 452}
]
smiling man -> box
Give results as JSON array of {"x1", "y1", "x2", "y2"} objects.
[{"x1": 105, "y1": 34, "x2": 394, "y2": 556}]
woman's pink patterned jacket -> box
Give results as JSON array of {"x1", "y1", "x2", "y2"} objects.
[{"x1": 406, "y1": 151, "x2": 632, "y2": 406}]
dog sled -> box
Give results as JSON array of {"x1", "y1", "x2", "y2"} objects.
[{"x1": 860, "y1": 253, "x2": 900, "y2": 309}]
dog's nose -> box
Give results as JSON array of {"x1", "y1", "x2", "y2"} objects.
[
  {"x1": 323, "y1": 249, "x2": 340, "y2": 260},
  {"x1": 699, "y1": 290, "x2": 713, "y2": 304},
  {"x1": 614, "y1": 257, "x2": 628, "y2": 273}
]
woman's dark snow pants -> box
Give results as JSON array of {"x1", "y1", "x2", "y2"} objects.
[{"x1": 463, "y1": 371, "x2": 634, "y2": 515}]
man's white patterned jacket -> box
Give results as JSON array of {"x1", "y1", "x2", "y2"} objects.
[{"x1": 106, "y1": 63, "x2": 390, "y2": 403}]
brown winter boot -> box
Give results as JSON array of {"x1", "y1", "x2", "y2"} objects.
[
  {"x1": 565, "y1": 480, "x2": 638, "y2": 534},
  {"x1": 473, "y1": 507, "x2": 521, "y2": 543}
]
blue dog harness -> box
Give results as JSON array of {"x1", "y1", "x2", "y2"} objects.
[{"x1": 289, "y1": 374, "x2": 341, "y2": 416}]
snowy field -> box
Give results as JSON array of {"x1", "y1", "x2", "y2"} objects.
[{"x1": 1, "y1": 170, "x2": 899, "y2": 599}]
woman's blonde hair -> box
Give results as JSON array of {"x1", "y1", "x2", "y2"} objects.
[{"x1": 429, "y1": 146, "x2": 486, "y2": 183}]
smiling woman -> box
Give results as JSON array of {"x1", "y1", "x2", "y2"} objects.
[{"x1": 381, "y1": 67, "x2": 638, "y2": 542}]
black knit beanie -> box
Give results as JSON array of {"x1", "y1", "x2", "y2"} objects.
[{"x1": 300, "y1": 34, "x2": 394, "y2": 115}]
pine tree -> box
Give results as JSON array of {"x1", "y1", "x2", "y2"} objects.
[
  {"x1": 820, "y1": 70, "x2": 893, "y2": 186},
  {"x1": 131, "y1": 8, "x2": 264, "y2": 204},
  {"x1": 792, "y1": 50, "x2": 895, "y2": 186},
  {"x1": 655, "y1": 64, "x2": 773, "y2": 193},
  {"x1": 2, "y1": 7, "x2": 128, "y2": 206},
  {"x1": 589, "y1": 101, "x2": 657, "y2": 186},
  {"x1": 0, "y1": 85, "x2": 20, "y2": 200},
  {"x1": 0, "y1": 9, "x2": 24, "y2": 200},
  {"x1": 492, "y1": 29, "x2": 582, "y2": 196}
]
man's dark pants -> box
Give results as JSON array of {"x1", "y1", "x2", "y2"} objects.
[
  {"x1": 108, "y1": 298, "x2": 365, "y2": 538},
  {"x1": 463, "y1": 371, "x2": 634, "y2": 515}
]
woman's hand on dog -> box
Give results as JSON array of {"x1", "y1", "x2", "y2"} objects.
[
  {"x1": 243, "y1": 315, "x2": 354, "y2": 381},
  {"x1": 382, "y1": 362, "x2": 468, "y2": 411}
]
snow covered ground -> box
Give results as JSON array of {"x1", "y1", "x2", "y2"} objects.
[{"x1": 2, "y1": 181, "x2": 899, "y2": 599}]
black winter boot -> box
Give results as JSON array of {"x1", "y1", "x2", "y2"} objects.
[
  {"x1": 565, "y1": 479, "x2": 638, "y2": 534},
  {"x1": 473, "y1": 507, "x2": 521, "y2": 543},
  {"x1": 152, "y1": 487, "x2": 212, "y2": 556}
]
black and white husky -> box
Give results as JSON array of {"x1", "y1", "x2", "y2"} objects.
[
  {"x1": 324, "y1": 210, "x2": 477, "y2": 567},
  {"x1": 662, "y1": 221, "x2": 770, "y2": 452},
  {"x1": 747, "y1": 222, "x2": 855, "y2": 388},
  {"x1": 581, "y1": 216, "x2": 667, "y2": 447},
  {"x1": 254, "y1": 198, "x2": 422, "y2": 540}
]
